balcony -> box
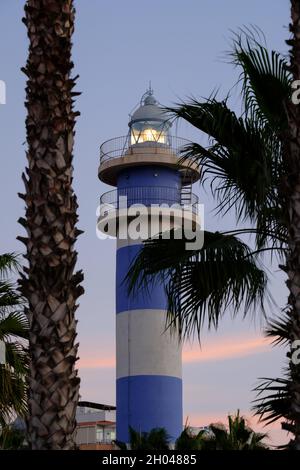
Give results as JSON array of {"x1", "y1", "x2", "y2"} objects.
[
  {"x1": 98, "y1": 136, "x2": 201, "y2": 186},
  {"x1": 100, "y1": 186, "x2": 199, "y2": 214},
  {"x1": 100, "y1": 135, "x2": 191, "y2": 164}
]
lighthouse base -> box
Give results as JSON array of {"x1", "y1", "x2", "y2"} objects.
[{"x1": 116, "y1": 375, "x2": 182, "y2": 443}]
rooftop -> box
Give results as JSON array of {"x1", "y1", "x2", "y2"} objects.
[{"x1": 78, "y1": 401, "x2": 116, "y2": 411}]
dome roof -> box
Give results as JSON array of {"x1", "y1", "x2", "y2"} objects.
[
  {"x1": 129, "y1": 90, "x2": 170, "y2": 124},
  {"x1": 144, "y1": 94, "x2": 157, "y2": 105}
]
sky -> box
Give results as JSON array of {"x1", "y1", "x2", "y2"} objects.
[{"x1": 0, "y1": 0, "x2": 292, "y2": 446}]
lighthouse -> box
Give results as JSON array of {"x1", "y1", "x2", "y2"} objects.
[{"x1": 98, "y1": 88, "x2": 200, "y2": 443}]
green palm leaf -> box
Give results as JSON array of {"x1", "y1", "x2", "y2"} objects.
[
  {"x1": 230, "y1": 30, "x2": 291, "y2": 130},
  {"x1": 265, "y1": 312, "x2": 291, "y2": 346},
  {"x1": 0, "y1": 365, "x2": 27, "y2": 424},
  {"x1": 201, "y1": 410, "x2": 268, "y2": 450},
  {"x1": 5, "y1": 342, "x2": 29, "y2": 375},
  {"x1": 0, "y1": 312, "x2": 28, "y2": 341},
  {"x1": 168, "y1": 99, "x2": 281, "y2": 231},
  {"x1": 128, "y1": 427, "x2": 170, "y2": 450},
  {"x1": 0, "y1": 254, "x2": 20, "y2": 278},
  {"x1": 0, "y1": 253, "x2": 28, "y2": 425},
  {"x1": 164, "y1": 33, "x2": 289, "y2": 249},
  {"x1": 175, "y1": 427, "x2": 207, "y2": 450},
  {"x1": 253, "y1": 375, "x2": 292, "y2": 428},
  {"x1": 127, "y1": 229, "x2": 268, "y2": 340}
]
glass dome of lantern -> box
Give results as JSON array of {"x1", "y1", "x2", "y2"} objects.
[{"x1": 128, "y1": 88, "x2": 171, "y2": 146}]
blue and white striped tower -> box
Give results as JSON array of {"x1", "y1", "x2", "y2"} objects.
[{"x1": 98, "y1": 89, "x2": 200, "y2": 443}]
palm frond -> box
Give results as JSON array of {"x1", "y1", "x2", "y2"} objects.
[
  {"x1": 0, "y1": 254, "x2": 20, "y2": 279},
  {"x1": 0, "y1": 253, "x2": 28, "y2": 425},
  {"x1": 254, "y1": 205, "x2": 287, "y2": 251},
  {"x1": 128, "y1": 427, "x2": 170, "y2": 450},
  {"x1": 265, "y1": 312, "x2": 292, "y2": 346},
  {"x1": 0, "y1": 312, "x2": 29, "y2": 341},
  {"x1": 253, "y1": 375, "x2": 292, "y2": 428},
  {"x1": 175, "y1": 427, "x2": 206, "y2": 450},
  {"x1": 168, "y1": 99, "x2": 279, "y2": 224},
  {"x1": 0, "y1": 425, "x2": 26, "y2": 449},
  {"x1": 205, "y1": 410, "x2": 268, "y2": 450},
  {"x1": 127, "y1": 229, "x2": 268, "y2": 340},
  {"x1": 0, "y1": 365, "x2": 28, "y2": 424},
  {"x1": 5, "y1": 342, "x2": 29, "y2": 375},
  {"x1": 230, "y1": 30, "x2": 291, "y2": 130},
  {"x1": 0, "y1": 281, "x2": 24, "y2": 311}
]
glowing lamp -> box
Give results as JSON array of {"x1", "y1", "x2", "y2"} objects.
[{"x1": 129, "y1": 89, "x2": 171, "y2": 146}]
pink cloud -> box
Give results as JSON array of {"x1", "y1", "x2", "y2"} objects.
[
  {"x1": 182, "y1": 335, "x2": 271, "y2": 364},
  {"x1": 78, "y1": 334, "x2": 271, "y2": 369},
  {"x1": 78, "y1": 355, "x2": 116, "y2": 369}
]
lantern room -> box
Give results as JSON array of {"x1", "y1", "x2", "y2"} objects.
[{"x1": 129, "y1": 89, "x2": 171, "y2": 146}]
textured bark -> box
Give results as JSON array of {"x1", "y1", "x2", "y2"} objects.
[
  {"x1": 19, "y1": 0, "x2": 84, "y2": 449},
  {"x1": 283, "y1": 0, "x2": 300, "y2": 450}
]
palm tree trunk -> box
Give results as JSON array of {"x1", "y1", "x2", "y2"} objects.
[
  {"x1": 18, "y1": 0, "x2": 84, "y2": 449},
  {"x1": 283, "y1": 0, "x2": 300, "y2": 450}
]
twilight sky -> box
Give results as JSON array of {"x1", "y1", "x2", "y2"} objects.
[{"x1": 0, "y1": 0, "x2": 292, "y2": 446}]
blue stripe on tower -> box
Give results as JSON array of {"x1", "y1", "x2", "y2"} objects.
[
  {"x1": 116, "y1": 375, "x2": 182, "y2": 443},
  {"x1": 116, "y1": 243, "x2": 167, "y2": 313}
]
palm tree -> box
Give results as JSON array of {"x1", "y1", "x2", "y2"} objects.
[
  {"x1": 128, "y1": 228, "x2": 269, "y2": 340},
  {"x1": 127, "y1": 427, "x2": 170, "y2": 450},
  {"x1": 275, "y1": 1, "x2": 300, "y2": 449},
  {"x1": 0, "y1": 426, "x2": 26, "y2": 450},
  {"x1": 127, "y1": 31, "x2": 298, "y2": 444},
  {"x1": 199, "y1": 411, "x2": 268, "y2": 450},
  {"x1": 0, "y1": 253, "x2": 28, "y2": 440},
  {"x1": 19, "y1": 1, "x2": 84, "y2": 449},
  {"x1": 119, "y1": 414, "x2": 267, "y2": 451},
  {"x1": 175, "y1": 426, "x2": 207, "y2": 450}
]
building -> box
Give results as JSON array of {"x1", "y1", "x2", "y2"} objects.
[
  {"x1": 11, "y1": 402, "x2": 117, "y2": 450},
  {"x1": 75, "y1": 401, "x2": 116, "y2": 450},
  {"x1": 98, "y1": 88, "x2": 200, "y2": 443}
]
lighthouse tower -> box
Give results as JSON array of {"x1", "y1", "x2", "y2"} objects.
[{"x1": 98, "y1": 89, "x2": 200, "y2": 443}]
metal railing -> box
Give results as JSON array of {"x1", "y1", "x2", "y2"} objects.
[
  {"x1": 99, "y1": 135, "x2": 191, "y2": 165},
  {"x1": 99, "y1": 186, "x2": 199, "y2": 214}
]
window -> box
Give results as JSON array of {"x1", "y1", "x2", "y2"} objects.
[
  {"x1": 130, "y1": 120, "x2": 169, "y2": 145},
  {"x1": 96, "y1": 427, "x2": 104, "y2": 442}
]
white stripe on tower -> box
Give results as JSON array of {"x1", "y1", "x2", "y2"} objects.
[{"x1": 116, "y1": 308, "x2": 182, "y2": 379}]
